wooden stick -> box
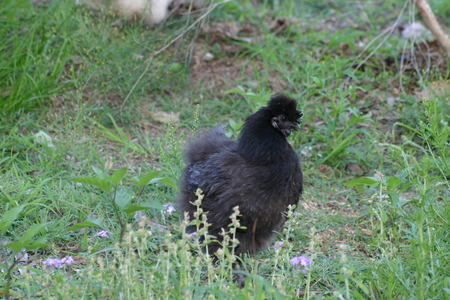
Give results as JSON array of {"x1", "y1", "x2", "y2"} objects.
[{"x1": 415, "y1": 0, "x2": 450, "y2": 57}]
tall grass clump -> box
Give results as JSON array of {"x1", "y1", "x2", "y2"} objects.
[
  {"x1": 1, "y1": 0, "x2": 77, "y2": 115},
  {"x1": 7, "y1": 191, "x2": 317, "y2": 299},
  {"x1": 345, "y1": 97, "x2": 450, "y2": 299}
]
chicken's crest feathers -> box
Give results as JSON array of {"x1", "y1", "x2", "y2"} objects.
[
  {"x1": 237, "y1": 94, "x2": 302, "y2": 162},
  {"x1": 267, "y1": 94, "x2": 302, "y2": 123}
]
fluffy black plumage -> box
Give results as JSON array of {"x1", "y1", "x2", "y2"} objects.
[{"x1": 178, "y1": 94, "x2": 303, "y2": 256}]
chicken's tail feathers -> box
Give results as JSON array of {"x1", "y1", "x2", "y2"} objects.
[
  {"x1": 212, "y1": 124, "x2": 227, "y2": 135},
  {"x1": 184, "y1": 125, "x2": 236, "y2": 164}
]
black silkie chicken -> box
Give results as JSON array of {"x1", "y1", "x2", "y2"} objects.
[{"x1": 178, "y1": 94, "x2": 303, "y2": 257}]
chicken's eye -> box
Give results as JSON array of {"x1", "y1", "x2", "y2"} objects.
[{"x1": 280, "y1": 115, "x2": 286, "y2": 122}]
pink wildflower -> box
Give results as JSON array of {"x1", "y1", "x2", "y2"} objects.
[
  {"x1": 188, "y1": 232, "x2": 197, "y2": 237},
  {"x1": 274, "y1": 241, "x2": 284, "y2": 250},
  {"x1": 95, "y1": 230, "x2": 110, "y2": 238},
  {"x1": 43, "y1": 256, "x2": 75, "y2": 268},
  {"x1": 290, "y1": 255, "x2": 312, "y2": 267}
]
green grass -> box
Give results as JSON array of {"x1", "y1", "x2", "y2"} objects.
[{"x1": 1, "y1": 0, "x2": 450, "y2": 299}]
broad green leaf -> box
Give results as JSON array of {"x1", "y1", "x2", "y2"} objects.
[
  {"x1": 7, "y1": 241, "x2": 25, "y2": 253},
  {"x1": 389, "y1": 192, "x2": 400, "y2": 206},
  {"x1": 229, "y1": 119, "x2": 237, "y2": 129},
  {"x1": 26, "y1": 237, "x2": 48, "y2": 250},
  {"x1": 130, "y1": 171, "x2": 160, "y2": 187},
  {"x1": 5, "y1": 222, "x2": 47, "y2": 253},
  {"x1": 398, "y1": 196, "x2": 411, "y2": 207},
  {"x1": 67, "y1": 216, "x2": 107, "y2": 231},
  {"x1": 21, "y1": 223, "x2": 49, "y2": 242},
  {"x1": 144, "y1": 176, "x2": 178, "y2": 191},
  {"x1": 71, "y1": 177, "x2": 111, "y2": 192},
  {"x1": 311, "y1": 76, "x2": 326, "y2": 89},
  {"x1": 168, "y1": 62, "x2": 183, "y2": 72},
  {"x1": 92, "y1": 166, "x2": 109, "y2": 179},
  {"x1": 129, "y1": 179, "x2": 140, "y2": 186},
  {"x1": 149, "y1": 177, "x2": 163, "y2": 184},
  {"x1": 139, "y1": 200, "x2": 165, "y2": 211},
  {"x1": 0, "y1": 205, "x2": 25, "y2": 233},
  {"x1": 139, "y1": 172, "x2": 160, "y2": 186},
  {"x1": 343, "y1": 68, "x2": 360, "y2": 81},
  {"x1": 115, "y1": 186, "x2": 133, "y2": 209},
  {"x1": 389, "y1": 192, "x2": 410, "y2": 209},
  {"x1": 344, "y1": 177, "x2": 378, "y2": 188},
  {"x1": 355, "y1": 185, "x2": 365, "y2": 194},
  {"x1": 122, "y1": 204, "x2": 161, "y2": 215},
  {"x1": 110, "y1": 167, "x2": 127, "y2": 185},
  {"x1": 387, "y1": 176, "x2": 402, "y2": 190},
  {"x1": 400, "y1": 182, "x2": 414, "y2": 193},
  {"x1": 160, "y1": 178, "x2": 179, "y2": 192}
]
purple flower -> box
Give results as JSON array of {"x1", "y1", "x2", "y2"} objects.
[
  {"x1": 188, "y1": 232, "x2": 197, "y2": 237},
  {"x1": 43, "y1": 256, "x2": 75, "y2": 268},
  {"x1": 163, "y1": 204, "x2": 176, "y2": 215},
  {"x1": 274, "y1": 241, "x2": 284, "y2": 250},
  {"x1": 95, "y1": 230, "x2": 110, "y2": 238},
  {"x1": 61, "y1": 256, "x2": 75, "y2": 265},
  {"x1": 43, "y1": 258, "x2": 63, "y2": 268},
  {"x1": 290, "y1": 255, "x2": 312, "y2": 267}
]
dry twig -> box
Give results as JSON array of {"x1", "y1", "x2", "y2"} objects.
[
  {"x1": 350, "y1": 1, "x2": 409, "y2": 75},
  {"x1": 414, "y1": 0, "x2": 450, "y2": 57}
]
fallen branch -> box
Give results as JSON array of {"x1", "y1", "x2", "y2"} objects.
[{"x1": 415, "y1": 0, "x2": 450, "y2": 57}]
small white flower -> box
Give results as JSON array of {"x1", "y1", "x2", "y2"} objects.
[{"x1": 34, "y1": 131, "x2": 55, "y2": 149}]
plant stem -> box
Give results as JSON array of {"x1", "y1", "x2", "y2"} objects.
[
  {"x1": 5, "y1": 258, "x2": 17, "y2": 300},
  {"x1": 110, "y1": 187, "x2": 126, "y2": 244}
]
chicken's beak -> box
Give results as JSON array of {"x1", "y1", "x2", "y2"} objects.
[{"x1": 291, "y1": 122, "x2": 301, "y2": 132}]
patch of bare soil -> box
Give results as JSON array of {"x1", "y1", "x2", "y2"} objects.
[
  {"x1": 188, "y1": 19, "x2": 293, "y2": 94},
  {"x1": 189, "y1": 48, "x2": 257, "y2": 92},
  {"x1": 188, "y1": 21, "x2": 258, "y2": 93}
]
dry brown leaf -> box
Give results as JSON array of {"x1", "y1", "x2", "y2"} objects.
[
  {"x1": 203, "y1": 21, "x2": 256, "y2": 43},
  {"x1": 362, "y1": 229, "x2": 373, "y2": 236},
  {"x1": 73, "y1": 256, "x2": 88, "y2": 265},
  {"x1": 346, "y1": 163, "x2": 364, "y2": 174},
  {"x1": 317, "y1": 164, "x2": 332, "y2": 174},
  {"x1": 105, "y1": 154, "x2": 113, "y2": 169},
  {"x1": 1, "y1": 88, "x2": 11, "y2": 97},
  {"x1": 268, "y1": 17, "x2": 290, "y2": 35}
]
